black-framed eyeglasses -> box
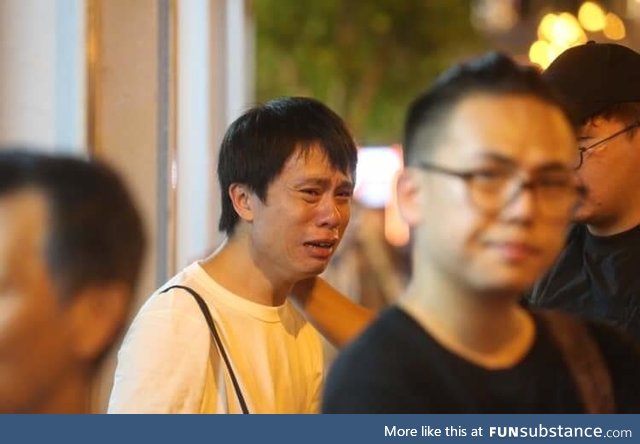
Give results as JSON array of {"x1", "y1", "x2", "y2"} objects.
[
  {"x1": 415, "y1": 161, "x2": 586, "y2": 219},
  {"x1": 575, "y1": 121, "x2": 640, "y2": 169}
]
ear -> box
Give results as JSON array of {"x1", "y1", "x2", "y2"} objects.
[
  {"x1": 66, "y1": 283, "x2": 130, "y2": 363},
  {"x1": 396, "y1": 168, "x2": 424, "y2": 227},
  {"x1": 228, "y1": 183, "x2": 255, "y2": 223}
]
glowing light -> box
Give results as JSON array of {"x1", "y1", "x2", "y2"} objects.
[
  {"x1": 551, "y1": 13, "x2": 586, "y2": 47},
  {"x1": 529, "y1": 40, "x2": 551, "y2": 68},
  {"x1": 538, "y1": 13, "x2": 558, "y2": 41},
  {"x1": 547, "y1": 43, "x2": 565, "y2": 63},
  {"x1": 355, "y1": 146, "x2": 402, "y2": 209},
  {"x1": 603, "y1": 12, "x2": 626, "y2": 40},
  {"x1": 578, "y1": 2, "x2": 606, "y2": 31},
  {"x1": 354, "y1": 145, "x2": 409, "y2": 247}
]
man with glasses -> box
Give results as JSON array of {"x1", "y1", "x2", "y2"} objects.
[
  {"x1": 322, "y1": 53, "x2": 640, "y2": 413},
  {"x1": 528, "y1": 42, "x2": 640, "y2": 341}
]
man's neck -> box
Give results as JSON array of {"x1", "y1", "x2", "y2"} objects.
[
  {"x1": 585, "y1": 194, "x2": 640, "y2": 236},
  {"x1": 586, "y1": 215, "x2": 640, "y2": 237},
  {"x1": 398, "y1": 269, "x2": 535, "y2": 369},
  {"x1": 201, "y1": 236, "x2": 293, "y2": 307},
  {"x1": 32, "y1": 373, "x2": 90, "y2": 413}
]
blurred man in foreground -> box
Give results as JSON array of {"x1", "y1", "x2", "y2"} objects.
[
  {"x1": 323, "y1": 53, "x2": 640, "y2": 413},
  {"x1": 0, "y1": 150, "x2": 145, "y2": 413}
]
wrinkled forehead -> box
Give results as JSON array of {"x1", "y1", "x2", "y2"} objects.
[
  {"x1": 284, "y1": 143, "x2": 354, "y2": 178},
  {"x1": 433, "y1": 93, "x2": 577, "y2": 168}
]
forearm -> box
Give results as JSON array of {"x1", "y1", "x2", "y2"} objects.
[{"x1": 292, "y1": 277, "x2": 375, "y2": 348}]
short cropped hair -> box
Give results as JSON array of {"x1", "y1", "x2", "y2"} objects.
[
  {"x1": 217, "y1": 97, "x2": 358, "y2": 236},
  {"x1": 403, "y1": 52, "x2": 572, "y2": 165},
  {"x1": 0, "y1": 150, "x2": 146, "y2": 302},
  {"x1": 590, "y1": 102, "x2": 640, "y2": 139}
]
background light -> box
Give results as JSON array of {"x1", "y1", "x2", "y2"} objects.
[
  {"x1": 537, "y1": 13, "x2": 558, "y2": 41},
  {"x1": 603, "y1": 12, "x2": 626, "y2": 40},
  {"x1": 578, "y1": 2, "x2": 606, "y2": 31},
  {"x1": 355, "y1": 146, "x2": 402, "y2": 208},
  {"x1": 529, "y1": 39, "x2": 551, "y2": 68}
]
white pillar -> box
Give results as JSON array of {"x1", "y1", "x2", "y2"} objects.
[
  {"x1": 224, "y1": 0, "x2": 254, "y2": 124},
  {"x1": 0, "y1": 0, "x2": 86, "y2": 153},
  {"x1": 175, "y1": 0, "x2": 214, "y2": 269},
  {"x1": 173, "y1": 0, "x2": 256, "y2": 268}
]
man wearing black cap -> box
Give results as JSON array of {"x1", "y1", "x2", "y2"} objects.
[{"x1": 528, "y1": 42, "x2": 640, "y2": 341}]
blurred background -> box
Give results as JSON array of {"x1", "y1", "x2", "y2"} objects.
[{"x1": 1, "y1": 0, "x2": 639, "y2": 408}]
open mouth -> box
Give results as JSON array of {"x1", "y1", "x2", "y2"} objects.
[
  {"x1": 303, "y1": 239, "x2": 338, "y2": 259},
  {"x1": 304, "y1": 241, "x2": 335, "y2": 249}
]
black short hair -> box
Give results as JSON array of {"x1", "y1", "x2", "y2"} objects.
[
  {"x1": 0, "y1": 150, "x2": 146, "y2": 302},
  {"x1": 217, "y1": 97, "x2": 358, "y2": 236},
  {"x1": 403, "y1": 52, "x2": 572, "y2": 165},
  {"x1": 589, "y1": 102, "x2": 640, "y2": 139}
]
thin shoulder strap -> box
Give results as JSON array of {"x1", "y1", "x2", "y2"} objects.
[
  {"x1": 538, "y1": 310, "x2": 615, "y2": 413},
  {"x1": 160, "y1": 284, "x2": 249, "y2": 414}
]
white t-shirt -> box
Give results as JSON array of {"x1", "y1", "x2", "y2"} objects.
[{"x1": 108, "y1": 262, "x2": 324, "y2": 413}]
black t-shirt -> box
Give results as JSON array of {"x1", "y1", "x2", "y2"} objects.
[
  {"x1": 322, "y1": 307, "x2": 640, "y2": 413},
  {"x1": 528, "y1": 224, "x2": 640, "y2": 341}
]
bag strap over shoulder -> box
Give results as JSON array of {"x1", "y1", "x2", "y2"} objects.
[
  {"x1": 160, "y1": 284, "x2": 249, "y2": 414},
  {"x1": 538, "y1": 309, "x2": 615, "y2": 413}
]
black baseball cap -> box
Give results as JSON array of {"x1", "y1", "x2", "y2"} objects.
[{"x1": 543, "y1": 41, "x2": 640, "y2": 125}]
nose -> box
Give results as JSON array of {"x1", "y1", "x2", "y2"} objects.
[
  {"x1": 501, "y1": 182, "x2": 535, "y2": 224},
  {"x1": 317, "y1": 196, "x2": 344, "y2": 230}
]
